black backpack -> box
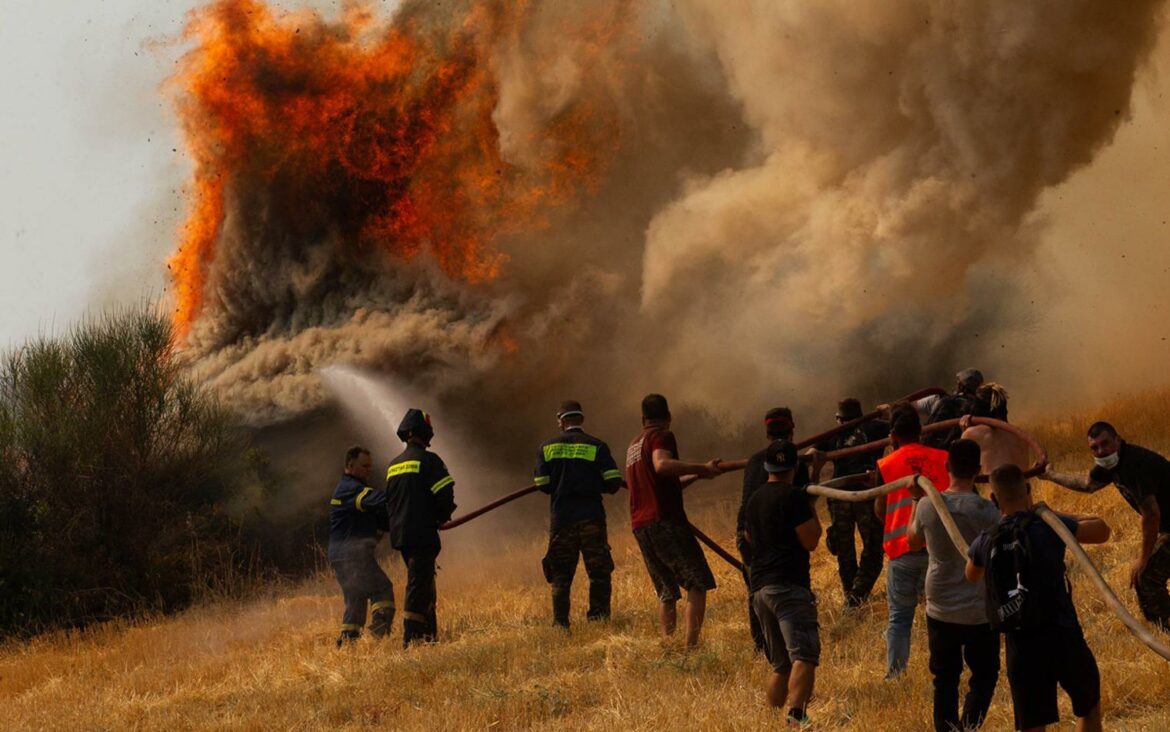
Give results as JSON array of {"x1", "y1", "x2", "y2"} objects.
[
  {"x1": 923, "y1": 394, "x2": 983, "y2": 449},
  {"x1": 983, "y1": 514, "x2": 1046, "y2": 632}
]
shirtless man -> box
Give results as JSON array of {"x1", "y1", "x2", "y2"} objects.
[{"x1": 959, "y1": 384, "x2": 1031, "y2": 476}]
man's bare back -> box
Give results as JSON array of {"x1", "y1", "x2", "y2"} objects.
[{"x1": 961, "y1": 424, "x2": 1031, "y2": 476}]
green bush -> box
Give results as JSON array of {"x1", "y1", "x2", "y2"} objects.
[{"x1": 0, "y1": 308, "x2": 280, "y2": 634}]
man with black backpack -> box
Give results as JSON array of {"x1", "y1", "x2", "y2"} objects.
[{"x1": 966, "y1": 464, "x2": 1111, "y2": 732}]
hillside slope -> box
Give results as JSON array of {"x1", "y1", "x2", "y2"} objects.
[{"x1": 3, "y1": 398, "x2": 1170, "y2": 730}]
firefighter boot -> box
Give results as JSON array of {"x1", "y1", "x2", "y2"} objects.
[
  {"x1": 586, "y1": 579, "x2": 611, "y2": 622},
  {"x1": 368, "y1": 601, "x2": 395, "y2": 639},
  {"x1": 552, "y1": 584, "x2": 571, "y2": 628},
  {"x1": 336, "y1": 627, "x2": 361, "y2": 648}
]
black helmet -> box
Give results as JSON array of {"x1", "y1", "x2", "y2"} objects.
[{"x1": 396, "y1": 409, "x2": 434, "y2": 443}]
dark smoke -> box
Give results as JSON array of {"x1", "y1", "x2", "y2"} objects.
[{"x1": 175, "y1": 0, "x2": 1167, "y2": 471}]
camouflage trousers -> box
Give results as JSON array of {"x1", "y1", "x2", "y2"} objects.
[
  {"x1": 542, "y1": 519, "x2": 615, "y2": 626},
  {"x1": 1136, "y1": 533, "x2": 1170, "y2": 632},
  {"x1": 826, "y1": 498, "x2": 885, "y2": 605}
]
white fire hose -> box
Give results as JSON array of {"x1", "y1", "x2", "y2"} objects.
[{"x1": 806, "y1": 472, "x2": 1170, "y2": 662}]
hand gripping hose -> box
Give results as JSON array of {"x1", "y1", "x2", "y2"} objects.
[
  {"x1": 1033, "y1": 502, "x2": 1170, "y2": 662},
  {"x1": 820, "y1": 417, "x2": 1049, "y2": 483},
  {"x1": 815, "y1": 423, "x2": 1169, "y2": 663},
  {"x1": 715, "y1": 387, "x2": 947, "y2": 472}
]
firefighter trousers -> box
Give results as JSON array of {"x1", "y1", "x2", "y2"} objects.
[
  {"x1": 331, "y1": 550, "x2": 395, "y2": 638},
  {"x1": 542, "y1": 518, "x2": 614, "y2": 626},
  {"x1": 401, "y1": 547, "x2": 439, "y2": 646}
]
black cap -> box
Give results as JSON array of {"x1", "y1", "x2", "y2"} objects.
[
  {"x1": 956, "y1": 368, "x2": 984, "y2": 390},
  {"x1": 836, "y1": 398, "x2": 863, "y2": 420},
  {"x1": 396, "y1": 408, "x2": 434, "y2": 443},
  {"x1": 764, "y1": 439, "x2": 798, "y2": 473},
  {"x1": 557, "y1": 400, "x2": 584, "y2": 419},
  {"x1": 764, "y1": 407, "x2": 794, "y2": 438}
]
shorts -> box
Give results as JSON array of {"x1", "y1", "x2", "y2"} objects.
[
  {"x1": 1005, "y1": 625, "x2": 1100, "y2": 730},
  {"x1": 752, "y1": 583, "x2": 820, "y2": 673},
  {"x1": 633, "y1": 520, "x2": 717, "y2": 602}
]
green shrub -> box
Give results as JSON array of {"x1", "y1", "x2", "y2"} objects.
[{"x1": 0, "y1": 307, "x2": 278, "y2": 633}]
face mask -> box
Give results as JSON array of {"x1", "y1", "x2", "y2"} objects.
[{"x1": 1094, "y1": 452, "x2": 1120, "y2": 470}]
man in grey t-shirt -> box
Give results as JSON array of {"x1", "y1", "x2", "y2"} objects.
[{"x1": 908, "y1": 439, "x2": 1001, "y2": 732}]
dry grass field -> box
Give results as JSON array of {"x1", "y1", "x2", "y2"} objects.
[{"x1": 3, "y1": 394, "x2": 1170, "y2": 730}]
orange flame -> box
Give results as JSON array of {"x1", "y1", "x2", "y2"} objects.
[{"x1": 166, "y1": 0, "x2": 621, "y2": 335}]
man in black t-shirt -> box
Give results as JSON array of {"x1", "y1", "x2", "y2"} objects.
[
  {"x1": 1044, "y1": 421, "x2": 1170, "y2": 631},
  {"x1": 736, "y1": 407, "x2": 809, "y2": 651},
  {"x1": 744, "y1": 440, "x2": 822, "y2": 726},
  {"x1": 967, "y1": 465, "x2": 1111, "y2": 732}
]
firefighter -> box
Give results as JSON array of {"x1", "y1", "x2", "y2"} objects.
[
  {"x1": 534, "y1": 400, "x2": 625, "y2": 628},
  {"x1": 327, "y1": 446, "x2": 394, "y2": 647},
  {"x1": 385, "y1": 409, "x2": 457, "y2": 647}
]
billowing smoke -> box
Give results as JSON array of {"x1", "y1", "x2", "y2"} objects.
[{"x1": 170, "y1": 0, "x2": 1166, "y2": 454}]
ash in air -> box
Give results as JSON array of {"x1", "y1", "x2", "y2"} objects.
[{"x1": 169, "y1": 0, "x2": 1165, "y2": 430}]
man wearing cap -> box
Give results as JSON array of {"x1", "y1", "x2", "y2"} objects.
[
  {"x1": 625, "y1": 393, "x2": 723, "y2": 648},
  {"x1": 328, "y1": 445, "x2": 395, "y2": 647},
  {"x1": 920, "y1": 369, "x2": 987, "y2": 449},
  {"x1": 534, "y1": 400, "x2": 625, "y2": 628},
  {"x1": 744, "y1": 439, "x2": 822, "y2": 725},
  {"x1": 810, "y1": 398, "x2": 890, "y2": 608},
  {"x1": 736, "y1": 407, "x2": 810, "y2": 650},
  {"x1": 385, "y1": 408, "x2": 457, "y2": 646}
]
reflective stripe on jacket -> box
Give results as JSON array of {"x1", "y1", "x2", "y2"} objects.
[{"x1": 877, "y1": 443, "x2": 950, "y2": 560}]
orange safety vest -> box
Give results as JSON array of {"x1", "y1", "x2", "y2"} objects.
[{"x1": 877, "y1": 442, "x2": 951, "y2": 560}]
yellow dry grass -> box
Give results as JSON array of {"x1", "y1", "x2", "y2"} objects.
[{"x1": 4, "y1": 396, "x2": 1170, "y2": 730}]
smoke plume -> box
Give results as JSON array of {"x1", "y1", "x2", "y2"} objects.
[{"x1": 169, "y1": 0, "x2": 1166, "y2": 452}]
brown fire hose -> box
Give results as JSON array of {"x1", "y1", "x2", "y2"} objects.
[
  {"x1": 916, "y1": 475, "x2": 970, "y2": 556},
  {"x1": 715, "y1": 386, "x2": 946, "y2": 472},
  {"x1": 689, "y1": 522, "x2": 745, "y2": 573},
  {"x1": 821, "y1": 417, "x2": 1049, "y2": 483},
  {"x1": 813, "y1": 441, "x2": 1170, "y2": 662},
  {"x1": 439, "y1": 484, "x2": 540, "y2": 530},
  {"x1": 1034, "y1": 503, "x2": 1170, "y2": 662}
]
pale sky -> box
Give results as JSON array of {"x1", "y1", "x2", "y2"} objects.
[{"x1": 0, "y1": 1, "x2": 195, "y2": 346}]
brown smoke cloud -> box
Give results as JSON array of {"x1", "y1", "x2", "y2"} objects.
[{"x1": 172, "y1": 0, "x2": 1168, "y2": 461}]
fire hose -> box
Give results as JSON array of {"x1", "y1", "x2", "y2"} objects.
[
  {"x1": 806, "y1": 471, "x2": 1170, "y2": 662},
  {"x1": 433, "y1": 412, "x2": 1169, "y2": 662},
  {"x1": 714, "y1": 386, "x2": 947, "y2": 473},
  {"x1": 819, "y1": 417, "x2": 1049, "y2": 483},
  {"x1": 1034, "y1": 502, "x2": 1170, "y2": 662},
  {"x1": 439, "y1": 484, "x2": 540, "y2": 530}
]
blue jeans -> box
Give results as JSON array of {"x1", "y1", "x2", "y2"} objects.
[{"x1": 886, "y1": 551, "x2": 928, "y2": 676}]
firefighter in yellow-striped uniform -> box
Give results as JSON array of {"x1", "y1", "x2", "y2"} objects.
[
  {"x1": 385, "y1": 409, "x2": 456, "y2": 647},
  {"x1": 328, "y1": 446, "x2": 395, "y2": 647},
  {"x1": 534, "y1": 400, "x2": 625, "y2": 627}
]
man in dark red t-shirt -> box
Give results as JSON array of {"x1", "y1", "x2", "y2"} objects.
[{"x1": 625, "y1": 393, "x2": 722, "y2": 648}]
